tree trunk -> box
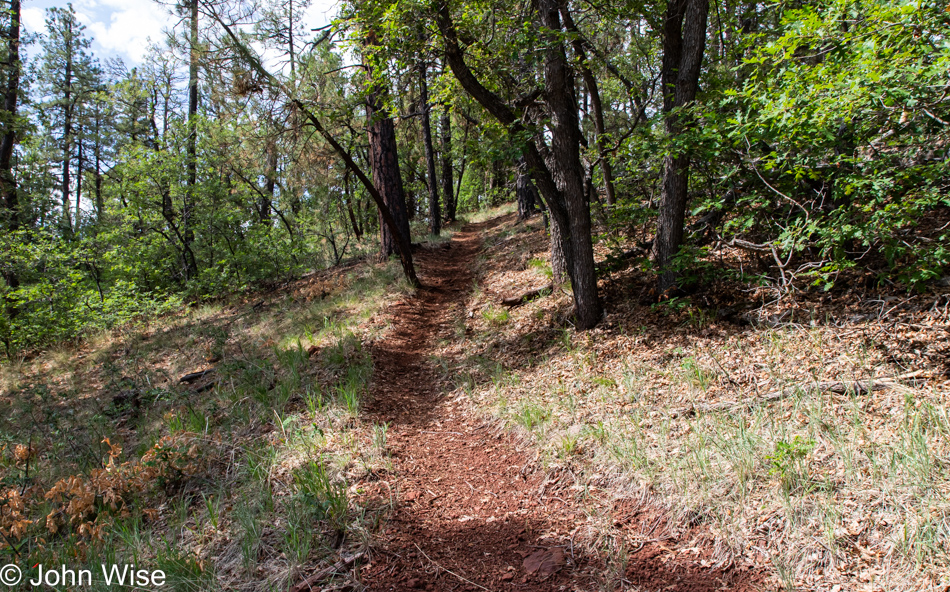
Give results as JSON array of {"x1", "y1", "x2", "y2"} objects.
[
  {"x1": 435, "y1": 0, "x2": 602, "y2": 328},
  {"x1": 560, "y1": 4, "x2": 616, "y2": 206},
  {"x1": 183, "y1": 0, "x2": 200, "y2": 280},
  {"x1": 418, "y1": 62, "x2": 440, "y2": 236},
  {"x1": 516, "y1": 158, "x2": 537, "y2": 220},
  {"x1": 364, "y1": 44, "x2": 411, "y2": 260},
  {"x1": 537, "y1": 0, "x2": 601, "y2": 328},
  {"x1": 76, "y1": 120, "x2": 83, "y2": 228},
  {"x1": 653, "y1": 0, "x2": 709, "y2": 296},
  {"x1": 62, "y1": 24, "x2": 73, "y2": 237},
  {"x1": 549, "y1": 217, "x2": 567, "y2": 284},
  {"x1": 1, "y1": 0, "x2": 22, "y2": 318},
  {"x1": 93, "y1": 97, "x2": 104, "y2": 221},
  {"x1": 440, "y1": 109, "x2": 455, "y2": 222}
]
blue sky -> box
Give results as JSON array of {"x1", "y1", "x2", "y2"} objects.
[{"x1": 21, "y1": 0, "x2": 340, "y2": 66}]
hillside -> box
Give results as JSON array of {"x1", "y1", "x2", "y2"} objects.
[{"x1": 1, "y1": 208, "x2": 946, "y2": 591}]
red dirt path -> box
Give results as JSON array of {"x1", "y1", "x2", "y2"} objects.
[{"x1": 354, "y1": 218, "x2": 763, "y2": 592}]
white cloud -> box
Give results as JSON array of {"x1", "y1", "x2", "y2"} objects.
[
  {"x1": 21, "y1": 7, "x2": 47, "y2": 36},
  {"x1": 303, "y1": 0, "x2": 340, "y2": 30},
  {"x1": 75, "y1": 0, "x2": 170, "y2": 64},
  {"x1": 22, "y1": 0, "x2": 340, "y2": 66}
]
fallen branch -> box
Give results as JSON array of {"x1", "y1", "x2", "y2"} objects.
[
  {"x1": 288, "y1": 551, "x2": 364, "y2": 592},
  {"x1": 501, "y1": 284, "x2": 553, "y2": 307},
  {"x1": 724, "y1": 238, "x2": 773, "y2": 253},
  {"x1": 670, "y1": 378, "x2": 903, "y2": 418},
  {"x1": 179, "y1": 369, "x2": 214, "y2": 383}
]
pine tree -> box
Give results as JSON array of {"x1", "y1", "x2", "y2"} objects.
[{"x1": 35, "y1": 4, "x2": 96, "y2": 238}]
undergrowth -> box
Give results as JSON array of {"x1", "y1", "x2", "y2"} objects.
[{"x1": 0, "y1": 256, "x2": 411, "y2": 591}]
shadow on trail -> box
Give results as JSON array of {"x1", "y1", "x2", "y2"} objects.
[{"x1": 357, "y1": 215, "x2": 763, "y2": 592}]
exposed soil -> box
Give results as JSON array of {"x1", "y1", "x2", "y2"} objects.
[{"x1": 354, "y1": 217, "x2": 764, "y2": 591}]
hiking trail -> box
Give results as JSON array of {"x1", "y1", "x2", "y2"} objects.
[{"x1": 354, "y1": 217, "x2": 759, "y2": 592}]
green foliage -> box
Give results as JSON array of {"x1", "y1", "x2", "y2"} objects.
[
  {"x1": 513, "y1": 401, "x2": 550, "y2": 431},
  {"x1": 716, "y1": 0, "x2": 950, "y2": 289},
  {"x1": 481, "y1": 306, "x2": 510, "y2": 326},
  {"x1": 294, "y1": 460, "x2": 349, "y2": 533},
  {"x1": 767, "y1": 435, "x2": 815, "y2": 494}
]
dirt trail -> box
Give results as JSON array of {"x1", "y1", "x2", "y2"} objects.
[{"x1": 356, "y1": 218, "x2": 760, "y2": 592}]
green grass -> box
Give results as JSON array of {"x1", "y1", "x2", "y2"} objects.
[
  {"x1": 0, "y1": 255, "x2": 411, "y2": 592},
  {"x1": 481, "y1": 306, "x2": 510, "y2": 326}
]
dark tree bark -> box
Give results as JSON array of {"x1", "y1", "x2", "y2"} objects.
[
  {"x1": 418, "y1": 62, "x2": 440, "y2": 236},
  {"x1": 536, "y1": 0, "x2": 601, "y2": 326},
  {"x1": 93, "y1": 95, "x2": 104, "y2": 221},
  {"x1": 1, "y1": 0, "x2": 22, "y2": 318},
  {"x1": 515, "y1": 158, "x2": 537, "y2": 220},
  {"x1": 440, "y1": 109, "x2": 455, "y2": 221},
  {"x1": 653, "y1": 0, "x2": 709, "y2": 296},
  {"x1": 75, "y1": 118, "x2": 83, "y2": 227},
  {"x1": 366, "y1": 87, "x2": 412, "y2": 259},
  {"x1": 560, "y1": 4, "x2": 616, "y2": 205},
  {"x1": 183, "y1": 0, "x2": 200, "y2": 279},
  {"x1": 435, "y1": 0, "x2": 602, "y2": 328}
]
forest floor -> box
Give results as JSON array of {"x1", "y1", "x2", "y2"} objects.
[
  {"x1": 1, "y1": 207, "x2": 947, "y2": 592},
  {"x1": 353, "y1": 216, "x2": 761, "y2": 591}
]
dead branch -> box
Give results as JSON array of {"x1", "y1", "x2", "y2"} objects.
[
  {"x1": 501, "y1": 284, "x2": 553, "y2": 307},
  {"x1": 179, "y1": 369, "x2": 214, "y2": 383},
  {"x1": 288, "y1": 551, "x2": 364, "y2": 592},
  {"x1": 670, "y1": 378, "x2": 904, "y2": 418},
  {"x1": 723, "y1": 238, "x2": 772, "y2": 253}
]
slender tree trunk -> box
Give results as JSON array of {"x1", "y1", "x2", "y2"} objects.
[
  {"x1": 418, "y1": 62, "x2": 440, "y2": 236},
  {"x1": 653, "y1": 0, "x2": 709, "y2": 296},
  {"x1": 262, "y1": 140, "x2": 276, "y2": 224},
  {"x1": 440, "y1": 109, "x2": 455, "y2": 222},
  {"x1": 183, "y1": 0, "x2": 200, "y2": 279},
  {"x1": 76, "y1": 121, "x2": 83, "y2": 228},
  {"x1": 0, "y1": 0, "x2": 21, "y2": 236},
  {"x1": 93, "y1": 100, "x2": 103, "y2": 221},
  {"x1": 516, "y1": 157, "x2": 537, "y2": 220},
  {"x1": 62, "y1": 27, "x2": 73, "y2": 237},
  {"x1": 287, "y1": 0, "x2": 296, "y2": 80},
  {"x1": 560, "y1": 4, "x2": 616, "y2": 205}
]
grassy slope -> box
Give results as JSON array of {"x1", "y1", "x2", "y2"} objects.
[
  {"x1": 1, "y1": 206, "x2": 947, "y2": 592},
  {"x1": 0, "y1": 242, "x2": 419, "y2": 590},
  {"x1": 434, "y1": 212, "x2": 949, "y2": 592}
]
